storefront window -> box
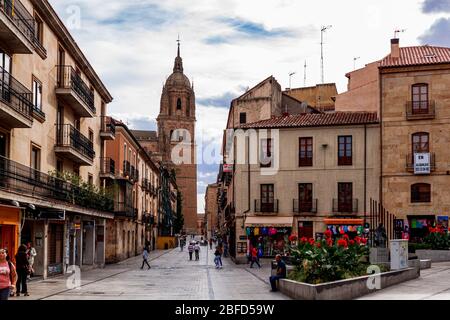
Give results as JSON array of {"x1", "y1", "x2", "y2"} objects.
[{"x1": 246, "y1": 226, "x2": 291, "y2": 257}]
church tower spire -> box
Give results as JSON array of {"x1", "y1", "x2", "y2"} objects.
[{"x1": 173, "y1": 36, "x2": 183, "y2": 73}]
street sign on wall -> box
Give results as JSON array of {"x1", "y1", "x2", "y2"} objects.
[
  {"x1": 223, "y1": 164, "x2": 233, "y2": 173},
  {"x1": 414, "y1": 153, "x2": 430, "y2": 174}
]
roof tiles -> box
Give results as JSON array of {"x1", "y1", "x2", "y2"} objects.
[
  {"x1": 240, "y1": 112, "x2": 379, "y2": 129},
  {"x1": 379, "y1": 46, "x2": 450, "y2": 68}
]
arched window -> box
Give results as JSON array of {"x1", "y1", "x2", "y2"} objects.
[
  {"x1": 177, "y1": 98, "x2": 182, "y2": 110},
  {"x1": 186, "y1": 103, "x2": 190, "y2": 117},
  {"x1": 412, "y1": 83, "x2": 429, "y2": 114},
  {"x1": 412, "y1": 132, "x2": 429, "y2": 153},
  {"x1": 411, "y1": 183, "x2": 431, "y2": 203},
  {"x1": 170, "y1": 130, "x2": 174, "y2": 141}
]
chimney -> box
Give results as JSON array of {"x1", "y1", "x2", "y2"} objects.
[{"x1": 391, "y1": 38, "x2": 400, "y2": 59}]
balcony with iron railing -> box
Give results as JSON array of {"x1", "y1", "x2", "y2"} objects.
[
  {"x1": 114, "y1": 202, "x2": 137, "y2": 219},
  {"x1": 0, "y1": 0, "x2": 46, "y2": 54},
  {"x1": 100, "y1": 116, "x2": 115, "y2": 140},
  {"x1": 332, "y1": 199, "x2": 358, "y2": 214},
  {"x1": 0, "y1": 66, "x2": 33, "y2": 128},
  {"x1": 293, "y1": 199, "x2": 317, "y2": 214},
  {"x1": 406, "y1": 152, "x2": 436, "y2": 173},
  {"x1": 254, "y1": 199, "x2": 279, "y2": 214},
  {"x1": 406, "y1": 101, "x2": 435, "y2": 120},
  {"x1": 99, "y1": 157, "x2": 115, "y2": 180},
  {"x1": 55, "y1": 124, "x2": 95, "y2": 166},
  {"x1": 55, "y1": 65, "x2": 95, "y2": 117},
  {"x1": 0, "y1": 155, "x2": 113, "y2": 212}
]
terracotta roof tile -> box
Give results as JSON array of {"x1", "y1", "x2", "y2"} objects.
[
  {"x1": 379, "y1": 46, "x2": 450, "y2": 68},
  {"x1": 240, "y1": 112, "x2": 378, "y2": 129}
]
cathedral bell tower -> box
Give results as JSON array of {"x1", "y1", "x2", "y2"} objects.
[{"x1": 156, "y1": 41, "x2": 197, "y2": 234}]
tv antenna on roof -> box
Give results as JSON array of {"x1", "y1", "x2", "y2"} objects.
[
  {"x1": 288, "y1": 72, "x2": 296, "y2": 91},
  {"x1": 394, "y1": 29, "x2": 406, "y2": 39},
  {"x1": 353, "y1": 57, "x2": 360, "y2": 70},
  {"x1": 320, "y1": 25, "x2": 332, "y2": 84},
  {"x1": 303, "y1": 60, "x2": 307, "y2": 87}
]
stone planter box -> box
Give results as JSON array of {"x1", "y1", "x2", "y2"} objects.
[
  {"x1": 279, "y1": 267, "x2": 420, "y2": 300},
  {"x1": 416, "y1": 249, "x2": 450, "y2": 262}
]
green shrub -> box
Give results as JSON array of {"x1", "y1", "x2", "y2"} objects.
[
  {"x1": 424, "y1": 227, "x2": 450, "y2": 250},
  {"x1": 287, "y1": 233, "x2": 370, "y2": 284}
]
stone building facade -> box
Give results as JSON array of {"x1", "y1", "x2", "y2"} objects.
[
  {"x1": 205, "y1": 183, "x2": 219, "y2": 239},
  {"x1": 336, "y1": 38, "x2": 450, "y2": 241},
  {"x1": 0, "y1": 0, "x2": 113, "y2": 278}
]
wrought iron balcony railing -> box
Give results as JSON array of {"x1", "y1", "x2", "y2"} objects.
[
  {"x1": 114, "y1": 202, "x2": 137, "y2": 219},
  {"x1": 55, "y1": 124, "x2": 95, "y2": 160},
  {"x1": 293, "y1": 199, "x2": 317, "y2": 214},
  {"x1": 100, "y1": 116, "x2": 115, "y2": 137},
  {"x1": 0, "y1": 155, "x2": 113, "y2": 212},
  {"x1": 0, "y1": 0, "x2": 46, "y2": 53},
  {"x1": 56, "y1": 65, "x2": 95, "y2": 113},
  {"x1": 406, "y1": 152, "x2": 436, "y2": 173},
  {"x1": 254, "y1": 199, "x2": 279, "y2": 213},
  {"x1": 332, "y1": 199, "x2": 358, "y2": 214},
  {"x1": 100, "y1": 157, "x2": 115, "y2": 176},
  {"x1": 0, "y1": 65, "x2": 33, "y2": 121},
  {"x1": 406, "y1": 100, "x2": 435, "y2": 120}
]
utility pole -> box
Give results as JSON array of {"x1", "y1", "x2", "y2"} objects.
[{"x1": 320, "y1": 25, "x2": 332, "y2": 84}]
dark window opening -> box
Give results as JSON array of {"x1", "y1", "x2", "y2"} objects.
[
  {"x1": 411, "y1": 183, "x2": 431, "y2": 203},
  {"x1": 177, "y1": 98, "x2": 182, "y2": 110},
  {"x1": 239, "y1": 112, "x2": 247, "y2": 124},
  {"x1": 299, "y1": 137, "x2": 313, "y2": 166},
  {"x1": 412, "y1": 84, "x2": 429, "y2": 114},
  {"x1": 260, "y1": 139, "x2": 272, "y2": 167},
  {"x1": 338, "y1": 136, "x2": 352, "y2": 166}
]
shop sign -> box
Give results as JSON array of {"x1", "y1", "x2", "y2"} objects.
[
  {"x1": 74, "y1": 223, "x2": 81, "y2": 230},
  {"x1": 414, "y1": 153, "x2": 430, "y2": 174},
  {"x1": 48, "y1": 263, "x2": 63, "y2": 275}
]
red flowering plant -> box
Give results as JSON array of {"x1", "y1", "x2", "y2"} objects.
[
  {"x1": 424, "y1": 226, "x2": 449, "y2": 250},
  {"x1": 288, "y1": 230, "x2": 369, "y2": 284}
]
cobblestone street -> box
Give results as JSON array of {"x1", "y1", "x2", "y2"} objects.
[{"x1": 10, "y1": 242, "x2": 289, "y2": 300}]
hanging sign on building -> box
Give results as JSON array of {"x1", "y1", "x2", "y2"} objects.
[{"x1": 414, "y1": 153, "x2": 430, "y2": 174}]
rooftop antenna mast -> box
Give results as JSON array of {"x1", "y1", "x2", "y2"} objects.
[
  {"x1": 303, "y1": 60, "x2": 307, "y2": 87},
  {"x1": 353, "y1": 57, "x2": 360, "y2": 70},
  {"x1": 394, "y1": 29, "x2": 406, "y2": 39},
  {"x1": 288, "y1": 72, "x2": 296, "y2": 91},
  {"x1": 320, "y1": 25, "x2": 332, "y2": 84}
]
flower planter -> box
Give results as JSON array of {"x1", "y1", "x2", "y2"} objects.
[
  {"x1": 416, "y1": 249, "x2": 450, "y2": 262},
  {"x1": 279, "y1": 267, "x2": 420, "y2": 300}
]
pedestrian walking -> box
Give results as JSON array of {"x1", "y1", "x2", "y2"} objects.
[
  {"x1": 140, "y1": 246, "x2": 151, "y2": 270},
  {"x1": 180, "y1": 238, "x2": 185, "y2": 251},
  {"x1": 188, "y1": 242, "x2": 194, "y2": 261},
  {"x1": 209, "y1": 238, "x2": 213, "y2": 250},
  {"x1": 0, "y1": 248, "x2": 17, "y2": 301},
  {"x1": 223, "y1": 242, "x2": 229, "y2": 258},
  {"x1": 269, "y1": 254, "x2": 287, "y2": 292},
  {"x1": 15, "y1": 245, "x2": 30, "y2": 296},
  {"x1": 214, "y1": 247, "x2": 222, "y2": 269},
  {"x1": 194, "y1": 242, "x2": 200, "y2": 261},
  {"x1": 26, "y1": 242, "x2": 37, "y2": 278},
  {"x1": 250, "y1": 247, "x2": 261, "y2": 268}
]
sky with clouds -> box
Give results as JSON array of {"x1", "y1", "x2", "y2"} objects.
[{"x1": 49, "y1": 0, "x2": 449, "y2": 213}]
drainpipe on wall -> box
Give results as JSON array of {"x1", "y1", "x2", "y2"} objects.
[{"x1": 364, "y1": 124, "x2": 367, "y2": 224}]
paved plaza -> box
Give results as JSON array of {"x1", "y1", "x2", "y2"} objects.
[{"x1": 8, "y1": 241, "x2": 450, "y2": 300}]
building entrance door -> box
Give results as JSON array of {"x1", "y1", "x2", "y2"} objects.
[
  {"x1": 0, "y1": 225, "x2": 15, "y2": 262},
  {"x1": 298, "y1": 221, "x2": 313, "y2": 239}
]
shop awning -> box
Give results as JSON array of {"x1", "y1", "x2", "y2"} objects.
[
  {"x1": 245, "y1": 216, "x2": 293, "y2": 227},
  {"x1": 324, "y1": 218, "x2": 364, "y2": 225}
]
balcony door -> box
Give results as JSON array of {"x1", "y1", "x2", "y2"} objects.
[
  {"x1": 0, "y1": 132, "x2": 7, "y2": 157},
  {"x1": 412, "y1": 132, "x2": 429, "y2": 154},
  {"x1": 298, "y1": 183, "x2": 313, "y2": 212},
  {"x1": 412, "y1": 84, "x2": 429, "y2": 114},
  {"x1": 0, "y1": 51, "x2": 11, "y2": 101},
  {"x1": 338, "y1": 183, "x2": 353, "y2": 212},
  {"x1": 261, "y1": 184, "x2": 274, "y2": 212}
]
